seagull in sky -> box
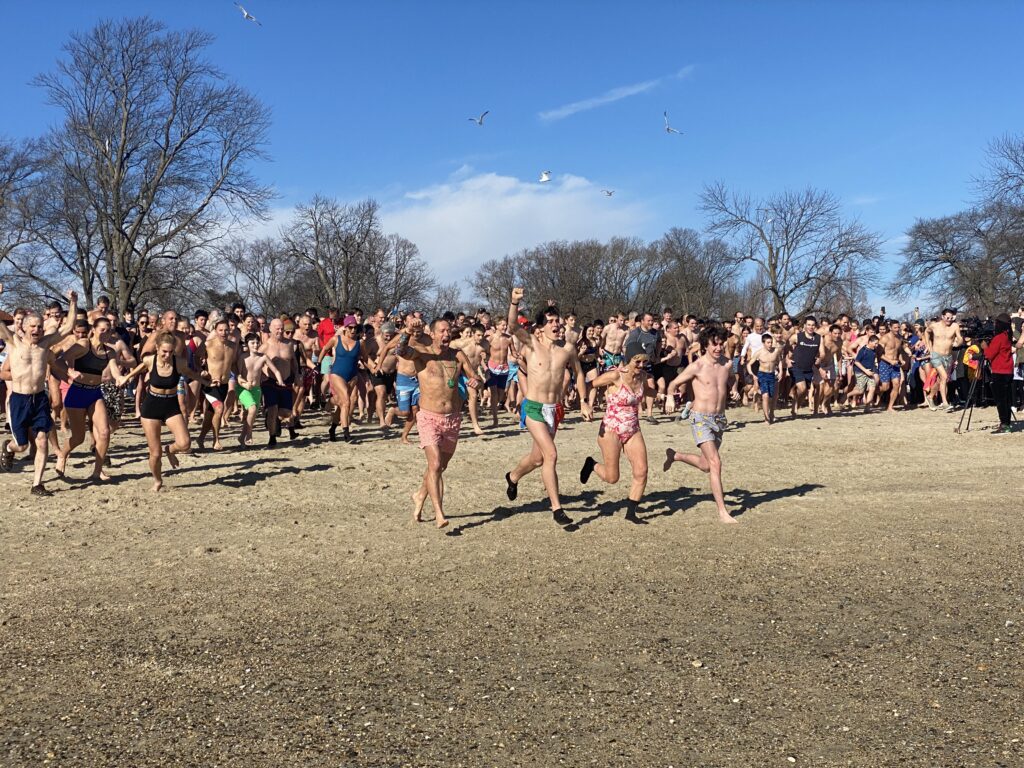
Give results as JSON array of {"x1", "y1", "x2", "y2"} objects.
[
  {"x1": 539, "y1": 170, "x2": 552, "y2": 183},
  {"x1": 602, "y1": 189, "x2": 614, "y2": 197},
  {"x1": 663, "y1": 111, "x2": 683, "y2": 135},
  {"x1": 468, "y1": 110, "x2": 489, "y2": 126},
  {"x1": 234, "y1": 2, "x2": 262, "y2": 26}
]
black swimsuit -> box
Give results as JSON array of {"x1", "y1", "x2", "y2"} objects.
[{"x1": 140, "y1": 355, "x2": 183, "y2": 423}]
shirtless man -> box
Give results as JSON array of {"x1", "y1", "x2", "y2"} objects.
[
  {"x1": 563, "y1": 313, "x2": 582, "y2": 347},
  {"x1": 0, "y1": 285, "x2": 79, "y2": 494},
  {"x1": 664, "y1": 325, "x2": 738, "y2": 524},
  {"x1": 363, "y1": 321, "x2": 394, "y2": 429},
  {"x1": 484, "y1": 319, "x2": 513, "y2": 425},
  {"x1": 87, "y1": 295, "x2": 110, "y2": 325},
  {"x1": 503, "y1": 288, "x2": 592, "y2": 527},
  {"x1": 876, "y1": 319, "x2": 906, "y2": 412},
  {"x1": 293, "y1": 315, "x2": 319, "y2": 424},
  {"x1": 400, "y1": 319, "x2": 480, "y2": 528},
  {"x1": 195, "y1": 319, "x2": 240, "y2": 450},
  {"x1": 816, "y1": 324, "x2": 844, "y2": 414},
  {"x1": 451, "y1": 323, "x2": 488, "y2": 435},
  {"x1": 749, "y1": 333, "x2": 785, "y2": 424},
  {"x1": 926, "y1": 308, "x2": 963, "y2": 411},
  {"x1": 381, "y1": 314, "x2": 431, "y2": 445},
  {"x1": 600, "y1": 312, "x2": 629, "y2": 371},
  {"x1": 261, "y1": 318, "x2": 300, "y2": 446}
]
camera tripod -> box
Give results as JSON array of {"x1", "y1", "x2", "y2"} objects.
[{"x1": 954, "y1": 358, "x2": 1016, "y2": 434}]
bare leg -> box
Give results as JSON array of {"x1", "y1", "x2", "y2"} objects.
[
  {"x1": 89, "y1": 400, "x2": 112, "y2": 481},
  {"x1": 422, "y1": 445, "x2": 451, "y2": 528},
  {"x1": 622, "y1": 432, "x2": 649, "y2": 502},
  {"x1": 592, "y1": 429, "x2": 622, "y2": 485},
  {"x1": 663, "y1": 442, "x2": 735, "y2": 523},
  {"x1": 141, "y1": 417, "x2": 164, "y2": 492},
  {"x1": 32, "y1": 430, "x2": 49, "y2": 487},
  {"x1": 516, "y1": 417, "x2": 561, "y2": 512},
  {"x1": 411, "y1": 478, "x2": 427, "y2": 522},
  {"x1": 56, "y1": 407, "x2": 89, "y2": 476},
  {"x1": 164, "y1": 414, "x2": 191, "y2": 470},
  {"x1": 468, "y1": 389, "x2": 484, "y2": 435}
]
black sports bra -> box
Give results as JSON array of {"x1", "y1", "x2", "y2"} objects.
[
  {"x1": 149, "y1": 354, "x2": 179, "y2": 388},
  {"x1": 77, "y1": 344, "x2": 109, "y2": 376}
]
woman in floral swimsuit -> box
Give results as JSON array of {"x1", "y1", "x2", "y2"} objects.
[{"x1": 579, "y1": 342, "x2": 656, "y2": 523}]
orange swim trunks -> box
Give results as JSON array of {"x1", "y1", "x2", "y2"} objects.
[{"x1": 416, "y1": 410, "x2": 461, "y2": 453}]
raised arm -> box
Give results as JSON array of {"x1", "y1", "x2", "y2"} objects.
[
  {"x1": 48, "y1": 289, "x2": 79, "y2": 343},
  {"x1": 507, "y1": 288, "x2": 532, "y2": 346}
]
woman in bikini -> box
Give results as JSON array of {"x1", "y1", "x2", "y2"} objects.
[
  {"x1": 579, "y1": 342, "x2": 656, "y2": 523},
  {"x1": 56, "y1": 317, "x2": 124, "y2": 482},
  {"x1": 115, "y1": 331, "x2": 210, "y2": 491}
]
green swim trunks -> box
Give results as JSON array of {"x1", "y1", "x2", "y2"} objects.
[{"x1": 238, "y1": 385, "x2": 262, "y2": 410}]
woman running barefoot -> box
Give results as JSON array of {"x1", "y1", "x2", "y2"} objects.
[
  {"x1": 116, "y1": 332, "x2": 210, "y2": 491},
  {"x1": 321, "y1": 316, "x2": 366, "y2": 442},
  {"x1": 56, "y1": 317, "x2": 124, "y2": 481},
  {"x1": 579, "y1": 342, "x2": 655, "y2": 523}
]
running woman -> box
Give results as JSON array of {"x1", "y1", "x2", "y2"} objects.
[
  {"x1": 116, "y1": 331, "x2": 211, "y2": 491},
  {"x1": 579, "y1": 342, "x2": 654, "y2": 523}
]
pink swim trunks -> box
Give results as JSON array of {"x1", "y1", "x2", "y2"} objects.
[{"x1": 416, "y1": 410, "x2": 461, "y2": 453}]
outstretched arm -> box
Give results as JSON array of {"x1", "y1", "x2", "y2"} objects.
[
  {"x1": 177, "y1": 354, "x2": 210, "y2": 384},
  {"x1": 666, "y1": 361, "x2": 698, "y2": 399}
]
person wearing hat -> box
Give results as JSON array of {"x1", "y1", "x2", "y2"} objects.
[
  {"x1": 321, "y1": 315, "x2": 365, "y2": 442},
  {"x1": 988, "y1": 312, "x2": 1015, "y2": 434},
  {"x1": 579, "y1": 341, "x2": 656, "y2": 523}
]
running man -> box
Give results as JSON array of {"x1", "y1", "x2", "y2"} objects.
[
  {"x1": 0, "y1": 286, "x2": 80, "y2": 494},
  {"x1": 503, "y1": 288, "x2": 592, "y2": 527},
  {"x1": 399, "y1": 318, "x2": 480, "y2": 528},
  {"x1": 925, "y1": 309, "x2": 963, "y2": 411},
  {"x1": 195, "y1": 319, "x2": 240, "y2": 450},
  {"x1": 664, "y1": 325, "x2": 738, "y2": 524}
]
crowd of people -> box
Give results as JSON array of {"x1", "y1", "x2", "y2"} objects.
[{"x1": 1, "y1": 282, "x2": 1018, "y2": 527}]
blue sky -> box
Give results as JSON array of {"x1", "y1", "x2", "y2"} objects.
[{"x1": 2, "y1": 0, "x2": 1022, "y2": 312}]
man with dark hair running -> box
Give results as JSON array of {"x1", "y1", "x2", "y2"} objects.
[
  {"x1": 664, "y1": 325, "x2": 738, "y2": 524},
  {"x1": 503, "y1": 288, "x2": 591, "y2": 527}
]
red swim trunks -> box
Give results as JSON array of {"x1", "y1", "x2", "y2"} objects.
[{"x1": 416, "y1": 410, "x2": 461, "y2": 453}]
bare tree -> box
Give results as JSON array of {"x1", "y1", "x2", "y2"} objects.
[
  {"x1": 978, "y1": 133, "x2": 1024, "y2": 207},
  {"x1": 700, "y1": 183, "x2": 883, "y2": 315},
  {"x1": 891, "y1": 203, "x2": 1024, "y2": 315},
  {"x1": 282, "y1": 196, "x2": 380, "y2": 309},
  {"x1": 33, "y1": 17, "x2": 272, "y2": 311},
  {"x1": 0, "y1": 138, "x2": 41, "y2": 299}
]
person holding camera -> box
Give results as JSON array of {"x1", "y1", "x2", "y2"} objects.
[{"x1": 986, "y1": 313, "x2": 1014, "y2": 434}]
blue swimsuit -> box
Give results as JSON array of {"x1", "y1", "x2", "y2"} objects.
[{"x1": 330, "y1": 339, "x2": 361, "y2": 382}]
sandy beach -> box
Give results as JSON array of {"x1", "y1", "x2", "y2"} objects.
[{"x1": 2, "y1": 404, "x2": 1022, "y2": 766}]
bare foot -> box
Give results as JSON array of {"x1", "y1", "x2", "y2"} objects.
[
  {"x1": 473, "y1": 425, "x2": 484, "y2": 436},
  {"x1": 212, "y1": 441, "x2": 223, "y2": 451},
  {"x1": 152, "y1": 480, "x2": 163, "y2": 492},
  {"x1": 719, "y1": 510, "x2": 739, "y2": 524},
  {"x1": 400, "y1": 438, "x2": 412, "y2": 446},
  {"x1": 55, "y1": 454, "x2": 67, "y2": 476},
  {"x1": 91, "y1": 470, "x2": 111, "y2": 482},
  {"x1": 663, "y1": 448, "x2": 676, "y2": 472},
  {"x1": 435, "y1": 516, "x2": 449, "y2": 529},
  {"x1": 411, "y1": 490, "x2": 427, "y2": 522},
  {"x1": 164, "y1": 445, "x2": 180, "y2": 469}
]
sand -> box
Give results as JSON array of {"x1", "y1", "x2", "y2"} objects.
[{"x1": 2, "y1": 403, "x2": 1022, "y2": 766}]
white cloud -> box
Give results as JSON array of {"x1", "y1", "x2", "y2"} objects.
[
  {"x1": 538, "y1": 65, "x2": 695, "y2": 122},
  {"x1": 380, "y1": 171, "x2": 654, "y2": 284}
]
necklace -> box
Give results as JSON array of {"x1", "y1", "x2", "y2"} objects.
[{"x1": 440, "y1": 360, "x2": 457, "y2": 388}]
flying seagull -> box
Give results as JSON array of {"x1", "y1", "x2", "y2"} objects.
[
  {"x1": 663, "y1": 111, "x2": 683, "y2": 135},
  {"x1": 539, "y1": 170, "x2": 552, "y2": 183},
  {"x1": 602, "y1": 189, "x2": 614, "y2": 197},
  {"x1": 468, "y1": 110, "x2": 489, "y2": 126},
  {"x1": 234, "y1": 2, "x2": 262, "y2": 26}
]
